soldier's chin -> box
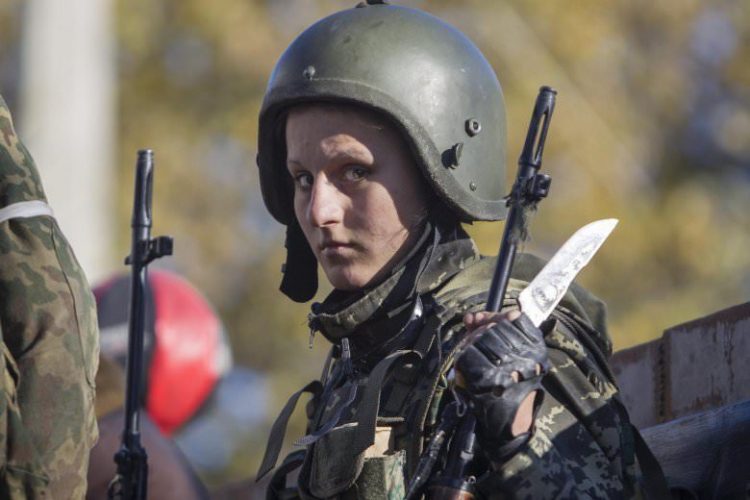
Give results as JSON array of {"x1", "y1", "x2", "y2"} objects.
[{"x1": 323, "y1": 264, "x2": 373, "y2": 292}]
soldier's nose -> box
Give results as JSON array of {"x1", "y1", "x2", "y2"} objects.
[{"x1": 307, "y1": 177, "x2": 343, "y2": 228}]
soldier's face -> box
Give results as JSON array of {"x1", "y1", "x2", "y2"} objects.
[{"x1": 286, "y1": 104, "x2": 427, "y2": 291}]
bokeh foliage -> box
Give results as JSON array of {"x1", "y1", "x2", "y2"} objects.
[{"x1": 1, "y1": 0, "x2": 748, "y2": 489}]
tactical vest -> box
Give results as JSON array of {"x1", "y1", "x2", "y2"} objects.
[{"x1": 258, "y1": 252, "x2": 638, "y2": 499}]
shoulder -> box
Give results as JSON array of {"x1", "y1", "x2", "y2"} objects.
[
  {"x1": 433, "y1": 252, "x2": 613, "y2": 358},
  {"x1": 0, "y1": 94, "x2": 47, "y2": 205}
]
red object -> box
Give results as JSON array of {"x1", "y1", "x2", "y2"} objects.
[
  {"x1": 95, "y1": 270, "x2": 230, "y2": 436},
  {"x1": 147, "y1": 272, "x2": 225, "y2": 435}
]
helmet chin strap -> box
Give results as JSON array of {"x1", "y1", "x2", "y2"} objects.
[{"x1": 280, "y1": 220, "x2": 319, "y2": 302}]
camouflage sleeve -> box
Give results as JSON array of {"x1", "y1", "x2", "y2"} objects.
[
  {"x1": 476, "y1": 318, "x2": 638, "y2": 499},
  {"x1": 0, "y1": 325, "x2": 50, "y2": 498},
  {"x1": 0, "y1": 94, "x2": 99, "y2": 498}
]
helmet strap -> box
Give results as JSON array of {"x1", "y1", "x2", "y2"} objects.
[{"x1": 280, "y1": 221, "x2": 318, "y2": 302}]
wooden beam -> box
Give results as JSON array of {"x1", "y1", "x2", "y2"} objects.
[{"x1": 641, "y1": 399, "x2": 750, "y2": 497}]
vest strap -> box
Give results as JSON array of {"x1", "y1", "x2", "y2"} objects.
[
  {"x1": 352, "y1": 350, "x2": 421, "y2": 456},
  {"x1": 257, "y1": 381, "x2": 322, "y2": 481}
]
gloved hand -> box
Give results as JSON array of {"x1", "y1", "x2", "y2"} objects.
[{"x1": 455, "y1": 311, "x2": 550, "y2": 462}]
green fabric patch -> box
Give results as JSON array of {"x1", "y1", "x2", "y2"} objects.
[{"x1": 355, "y1": 451, "x2": 406, "y2": 500}]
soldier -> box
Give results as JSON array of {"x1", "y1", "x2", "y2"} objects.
[
  {"x1": 0, "y1": 94, "x2": 99, "y2": 497},
  {"x1": 256, "y1": 2, "x2": 665, "y2": 498}
]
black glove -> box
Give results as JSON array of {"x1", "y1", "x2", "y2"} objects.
[{"x1": 455, "y1": 313, "x2": 550, "y2": 462}]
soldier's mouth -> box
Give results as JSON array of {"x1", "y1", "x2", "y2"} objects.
[{"x1": 320, "y1": 241, "x2": 355, "y2": 257}]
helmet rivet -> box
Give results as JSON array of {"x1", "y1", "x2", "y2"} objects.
[
  {"x1": 469, "y1": 181, "x2": 477, "y2": 191},
  {"x1": 302, "y1": 66, "x2": 316, "y2": 80},
  {"x1": 466, "y1": 118, "x2": 481, "y2": 136},
  {"x1": 446, "y1": 142, "x2": 463, "y2": 169}
]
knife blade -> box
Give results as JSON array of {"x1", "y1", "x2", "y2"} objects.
[{"x1": 518, "y1": 218, "x2": 618, "y2": 327}]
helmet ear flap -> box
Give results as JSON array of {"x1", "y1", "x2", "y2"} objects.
[{"x1": 280, "y1": 221, "x2": 318, "y2": 302}]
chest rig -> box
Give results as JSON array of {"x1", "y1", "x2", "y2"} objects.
[
  {"x1": 258, "y1": 235, "x2": 488, "y2": 499},
  {"x1": 257, "y1": 243, "x2": 659, "y2": 500}
]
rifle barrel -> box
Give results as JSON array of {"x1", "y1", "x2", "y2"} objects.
[
  {"x1": 486, "y1": 86, "x2": 556, "y2": 312},
  {"x1": 111, "y1": 149, "x2": 173, "y2": 500},
  {"x1": 123, "y1": 149, "x2": 153, "y2": 446}
]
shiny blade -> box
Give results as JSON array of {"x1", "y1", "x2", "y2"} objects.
[{"x1": 519, "y1": 218, "x2": 618, "y2": 327}]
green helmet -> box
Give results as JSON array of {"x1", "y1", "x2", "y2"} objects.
[{"x1": 257, "y1": 1, "x2": 508, "y2": 301}]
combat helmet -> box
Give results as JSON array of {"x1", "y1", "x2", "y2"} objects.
[{"x1": 257, "y1": 1, "x2": 508, "y2": 301}]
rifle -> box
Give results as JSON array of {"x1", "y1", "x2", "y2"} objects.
[
  {"x1": 405, "y1": 86, "x2": 557, "y2": 500},
  {"x1": 109, "y1": 150, "x2": 174, "y2": 500},
  {"x1": 486, "y1": 85, "x2": 555, "y2": 311}
]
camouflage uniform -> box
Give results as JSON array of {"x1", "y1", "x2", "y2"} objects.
[
  {"x1": 0, "y1": 323, "x2": 49, "y2": 498},
  {"x1": 255, "y1": 4, "x2": 663, "y2": 498},
  {"x1": 259, "y1": 228, "x2": 645, "y2": 499},
  {"x1": 0, "y1": 95, "x2": 99, "y2": 498}
]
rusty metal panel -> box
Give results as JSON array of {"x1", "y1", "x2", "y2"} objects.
[
  {"x1": 611, "y1": 301, "x2": 750, "y2": 427},
  {"x1": 610, "y1": 339, "x2": 664, "y2": 428},
  {"x1": 664, "y1": 302, "x2": 750, "y2": 421}
]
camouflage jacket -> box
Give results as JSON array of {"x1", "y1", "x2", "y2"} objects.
[
  {"x1": 0, "y1": 95, "x2": 99, "y2": 498},
  {"x1": 260, "y1": 231, "x2": 644, "y2": 499}
]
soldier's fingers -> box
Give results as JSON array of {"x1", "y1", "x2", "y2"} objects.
[
  {"x1": 505, "y1": 309, "x2": 522, "y2": 321},
  {"x1": 463, "y1": 312, "x2": 481, "y2": 330},
  {"x1": 464, "y1": 311, "x2": 505, "y2": 332}
]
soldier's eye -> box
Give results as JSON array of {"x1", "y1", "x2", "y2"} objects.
[
  {"x1": 344, "y1": 165, "x2": 368, "y2": 182},
  {"x1": 294, "y1": 172, "x2": 313, "y2": 189}
]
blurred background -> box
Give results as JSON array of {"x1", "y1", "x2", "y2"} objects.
[{"x1": 1, "y1": 0, "x2": 748, "y2": 492}]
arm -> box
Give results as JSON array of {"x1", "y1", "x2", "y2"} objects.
[
  {"x1": 459, "y1": 312, "x2": 635, "y2": 499},
  {"x1": 0, "y1": 94, "x2": 99, "y2": 498}
]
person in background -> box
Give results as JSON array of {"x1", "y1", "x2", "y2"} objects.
[
  {"x1": 93, "y1": 270, "x2": 232, "y2": 437},
  {"x1": 0, "y1": 94, "x2": 99, "y2": 498},
  {"x1": 87, "y1": 269, "x2": 231, "y2": 499},
  {"x1": 86, "y1": 354, "x2": 210, "y2": 500}
]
